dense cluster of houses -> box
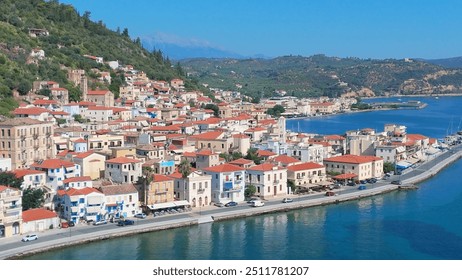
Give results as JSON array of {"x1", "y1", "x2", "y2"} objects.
[{"x1": 0, "y1": 56, "x2": 446, "y2": 239}]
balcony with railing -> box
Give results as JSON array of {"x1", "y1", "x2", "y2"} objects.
[
  {"x1": 155, "y1": 188, "x2": 168, "y2": 195},
  {"x1": 197, "y1": 188, "x2": 205, "y2": 194}
]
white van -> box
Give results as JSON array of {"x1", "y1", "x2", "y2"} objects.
[{"x1": 251, "y1": 200, "x2": 265, "y2": 207}]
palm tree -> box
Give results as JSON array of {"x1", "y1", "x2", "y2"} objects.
[{"x1": 178, "y1": 159, "x2": 192, "y2": 201}]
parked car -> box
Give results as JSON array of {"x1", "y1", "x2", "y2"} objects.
[
  {"x1": 93, "y1": 220, "x2": 107, "y2": 226},
  {"x1": 21, "y1": 234, "x2": 38, "y2": 242},
  {"x1": 117, "y1": 219, "x2": 135, "y2": 226},
  {"x1": 347, "y1": 181, "x2": 356, "y2": 186},
  {"x1": 358, "y1": 185, "x2": 367, "y2": 190},
  {"x1": 282, "y1": 198, "x2": 294, "y2": 203},
  {"x1": 225, "y1": 201, "x2": 238, "y2": 207},
  {"x1": 360, "y1": 180, "x2": 367, "y2": 184},
  {"x1": 391, "y1": 180, "x2": 402, "y2": 185},
  {"x1": 325, "y1": 191, "x2": 336, "y2": 196},
  {"x1": 214, "y1": 202, "x2": 225, "y2": 208},
  {"x1": 68, "y1": 221, "x2": 75, "y2": 227},
  {"x1": 134, "y1": 213, "x2": 147, "y2": 219}
]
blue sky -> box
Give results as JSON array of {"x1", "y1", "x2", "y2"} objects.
[{"x1": 59, "y1": 0, "x2": 462, "y2": 59}]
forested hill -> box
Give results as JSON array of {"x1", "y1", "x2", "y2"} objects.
[
  {"x1": 181, "y1": 55, "x2": 462, "y2": 100},
  {"x1": 0, "y1": 0, "x2": 188, "y2": 105}
]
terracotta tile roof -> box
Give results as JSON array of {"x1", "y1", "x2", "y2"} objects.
[
  {"x1": 325, "y1": 135, "x2": 346, "y2": 141},
  {"x1": 407, "y1": 134, "x2": 428, "y2": 141},
  {"x1": 287, "y1": 162, "x2": 324, "y2": 171},
  {"x1": 152, "y1": 174, "x2": 174, "y2": 182},
  {"x1": 73, "y1": 138, "x2": 87, "y2": 143},
  {"x1": 77, "y1": 101, "x2": 97, "y2": 106},
  {"x1": 228, "y1": 158, "x2": 254, "y2": 165},
  {"x1": 98, "y1": 183, "x2": 138, "y2": 195},
  {"x1": 50, "y1": 111, "x2": 69, "y2": 116},
  {"x1": 33, "y1": 99, "x2": 58, "y2": 105},
  {"x1": 31, "y1": 159, "x2": 75, "y2": 169},
  {"x1": 63, "y1": 176, "x2": 92, "y2": 184},
  {"x1": 65, "y1": 187, "x2": 102, "y2": 196},
  {"x1": 193, "y1": 131, "x2": 224, "y2": 140},
  {"x1": 73, "y1": 150, "x2": 98, "y2": 159},
  {"x1": 106, "y1": 157, "x2": 141, "y2": 164},
  {"x1": 257, "y1": 149, "x2": 277, "y2": 157},
  {"x1": 183, "y1": 151, "x2": 196, "y2": 157},
  {"x1": 202, "y1": 163, "x2": 245, "y2": 173},
  {"x1": 245, "y1": 127, "x2": 266, "y2": 132},
  {"x1": 0, "y1": 185, "x2": 15, "y2": 192},
  {"x1": 196, "y1": 149, "x2": 218, "y2": 156},
  {"x1": 13, "y1": 107, "x2": 49, "y2": 115},
  {"x1": 22, "y1": 208, "x2": 57, "y2": 222},
  {"x1": 324, "y1": 154, "x2": 383, "y2": 164},
  {"x1": 272, "y1": 155, "x2": 301, "y2": 164},
  {"x1": 247, "y1": 163, "x2": 282, "y2": 172},
  {"x1": 232, "y1": 133, "x2": 250, "y2": 139},
  {"x1": 12, "y1": 169, "x2": 45, "y2": 178},
  {"x1": 88, "y1": 90, "x2": 111, "y2": 95}
]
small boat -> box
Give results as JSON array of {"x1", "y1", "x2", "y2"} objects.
[{"x1": 398, "y1": 185, "x2": 419, "y2": 190}]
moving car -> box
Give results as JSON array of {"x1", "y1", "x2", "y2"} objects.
[
  {"x1": 93, "y1": 220, "x2": 107, "y2": 226},
  {"x1": 282, "y1": 198, "x2": 293, "y2": 203},
  {"x1": 325, "y1": 191, "x2": 336, "y2": 196},
  {"x1": 214, "y1": 202, "x2": 225, "y2": 208},
  {"x1": 117, "y1": 219, "x2": 135, "y2": 226},
  {"x1": 358, "y1": 185, "x2": 367, "y2": 190},
  {"x1": 225, "y1": 201, "x2": 238, "y2": 207},
  {"x1": 250, "y1": 200, "x2": 264, "y2": 207},
  {"x1": 22, "y1": 234, "x2": 38, "y2": 242},
  {"x1": 134, "y1": 213, "x2": 147, "y2": 219}
]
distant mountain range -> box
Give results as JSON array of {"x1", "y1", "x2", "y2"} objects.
[
  {"x1": 141, "y1": 36, "x2": 270, "y2": 60},
  {"x1": 180, "y1": 55, "x2": 462, "y2": 100},
  {"x1": 417, "y1": 57, "x2": 462, "y2": 69}
]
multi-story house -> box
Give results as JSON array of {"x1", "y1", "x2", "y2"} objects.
[
  {"x1": 87, "y1": 134, "x2": 124, "y2": 152},
  {"x1": 287, "y1": 162, "x2": 327, "y2": 188},
  {"x1": 324, "y1": 154, "x2": 384, "y2": 181},
  {"x1": 195, "y1": 149, "x2": 221, "y2": 169},
  {"x1": 202, "y1": 163, "x2": 246, "y2": 204},
  {"x1": 98, "y1": 183, "x2": 140, "y2": 220},
  {"x1": 63, "y1": 176, "x2": 93, "y2": 189},
  {"x1": 56, "y1": 187, "x2": 105, "y2": 224},
  {"x1": 0, "y1": 185, "x2": 22, "y2": 238},
  {"x1": 31, "y1": 159, "x2": 81, "y2": 192},
  {"x1": 12, "y1": 169, "x2": 46, "y2": 189},
  {"x1": 105, "y1": 157, "x2": 142, "y2": 184},
  {"x1": 86, "y1": 90, "x2": 114, "y2": 107},
  {"x1": 246, "y1": 163, "x2": 289, "y2": 199},
  {"x1": 170, "y1": 170, "x2": 212, "y2": 208},
  {"x1": 84, "y1": 106, "x2": 114, "y2": 122},
  {"x1": 136, "y1": 143, "x2": 166, "y2": 160},
  {"x1": 0, "y1": 118, "x2": 54, "y2": 169},
  {"x1": 286, "y1": 142, "x2": 326, "y2": 164},
  {"x1": 72, "y1": 150, "x2": 106, "y2": 180},
  {"x1": 142, "y1": 174, "x2": 174, "y2": 207},
  {"x1": 142, "y1": 159, "x2": 175, "y2": 175}
]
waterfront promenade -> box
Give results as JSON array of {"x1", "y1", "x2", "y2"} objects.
[{"x1": 1, "y1": 144, "x2": 461, "y2": 260}]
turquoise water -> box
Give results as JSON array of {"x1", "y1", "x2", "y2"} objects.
[
  {"x1": 287, "y1": 96, "x2": 462, "y2": 139},
  {"x1": 24, "y1": 96, "x2": 462, "y2": 260}
]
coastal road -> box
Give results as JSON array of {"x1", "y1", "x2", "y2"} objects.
[{"x1": 1, "y1": 143, "x2": 461, "y2": 259}]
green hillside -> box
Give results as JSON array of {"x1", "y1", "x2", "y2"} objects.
[
  {"x1": 0, "y1": 0, "x2": 189, "y2": 103},
  {"x1": 181, "y1": 55, "x2": 462, "y2": 100}
]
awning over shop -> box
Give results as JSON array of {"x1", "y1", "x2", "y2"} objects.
[
  {"x1": 173, "y1": 200, "x2": 190, "y2": 207},
  {"x1": 147, "y1": 202, "x2": 176, "y2": 210},
  {"x1": 396, "y1": 161, "x2": 412, "y2": 169},
  {"x1": 146, "y1": 201, "x2": 190, "y2": 210},
  {"x1": 333, "y1": 173, "x2": 357, "y2": 180}
]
